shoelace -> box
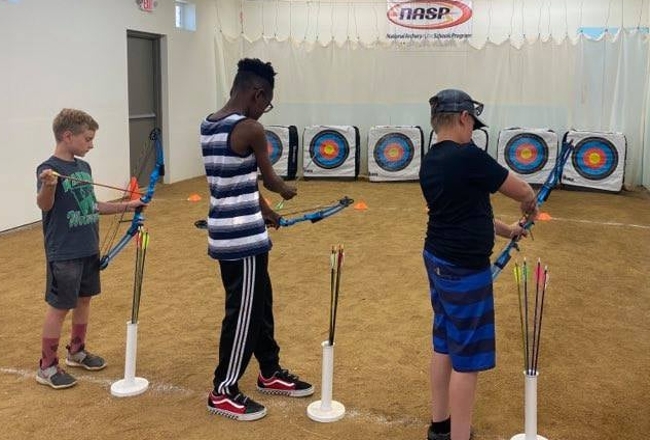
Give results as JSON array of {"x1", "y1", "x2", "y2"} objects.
[
  {"x1": 46, "y1": 365, "x2": 67, "y2": 378},
  {"x1": 234, "y1": 393, "x2": 247, "y2": 403},
  {"x1": 276, "y1": 369, "x2": 299, "y2": 381}
]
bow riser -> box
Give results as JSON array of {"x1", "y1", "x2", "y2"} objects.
[
  {"x1": 99, "y1": 129, "x2": 164, "y2": 270},
  {"x1": 278, "y1": 197, "x2": 354, "y2": 227}
]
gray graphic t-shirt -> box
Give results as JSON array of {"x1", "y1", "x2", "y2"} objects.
[{"x1": 37, "y1": 156, "x2": 100, "y2": 261}]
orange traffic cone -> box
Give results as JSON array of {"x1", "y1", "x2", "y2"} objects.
[
  {"x1": 537, "y1": 212, "x2": 552, "y2": 221},
  {"x1": 127, "y1": 177, "x2": 140, "y2": 201},
  {"x1": 187, "y1": 194, "x2": 202, "y2": 202},
  {"x1": 354, "y1": 201, "x2": 368, "y2": 211}
]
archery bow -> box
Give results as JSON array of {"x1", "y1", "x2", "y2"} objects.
[
  {"x1": 490, "y1": 140, "x2": 574, "y2": 280},
  {"x1": 277, "y1": 197, "x2": 354, "y2": 227},
  {"x1": 99, "y1": 128, "x2": 165, "y2": 270},
  {"x1": 195, "y1": 197, "x2": 354, "y2": 230}
]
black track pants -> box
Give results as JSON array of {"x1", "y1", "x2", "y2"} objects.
[{"x1": 213, "y1": 253, "x2": 280, "y2": 395}]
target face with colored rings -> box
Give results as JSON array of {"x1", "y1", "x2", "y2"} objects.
[
  {"x1": 571, "y1": 137, "x2": 619, "y2": 180},
  {"x1": 504, "y1": 133, "x2": 548, "y2": 175},
  {"x1": 309, "y1": 130, "x2": 350, "y2": 169},
  {"x1": 373, "y1": 133, "x2": 415, "y2": 172},
  {"x1": 264, "y1": 131, "x2": 283, "y2": 165}
]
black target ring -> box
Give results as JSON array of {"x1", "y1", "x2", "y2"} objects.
[
  {"x1": 309, "y1": 130, "x2": 350, "y2": 169},
  {"x1": 373, "y1": 133, "x2": 415, "y2": 172},
  {"x1": 504, "y1": 133, "x2": 549, "y2": 175},
  {"x1": 571, "y1": 137, "x2": 619, "y2": 180}
]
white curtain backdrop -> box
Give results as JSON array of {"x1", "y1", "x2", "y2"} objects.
[{"x1": 215, "y1": 32, "x2": 649, "y2": 188}]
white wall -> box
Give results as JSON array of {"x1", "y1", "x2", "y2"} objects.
[{"x1": 0, "y1": 0, "x2": 217, "y2": 231}]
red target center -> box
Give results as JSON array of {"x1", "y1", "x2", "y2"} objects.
[
  {"x1": 515, "y1": 144, "x2": 537, "y2": 164},
  {"x1": 320, "y1": 141, "x2": 339, "y2": 159},
  {"x1": 385, "y1": 144, "x2": 405, "y2": 161},
  {"x1": 582, "y1": 148, "x2": 605, "y2": 169}
]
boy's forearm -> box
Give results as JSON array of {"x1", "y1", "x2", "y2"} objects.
[
  {"x1": 494, "y1": 219, "x2": 512, "y2": 238},
  {"x1": 37, "y1": 185, "x2": 56, "y2": 211},
  {"x1": 259, "y1": 195, "x2": 273, "y2": 216},
  {"x1": 263, "y1": 175, "x2": 288, "y2": 194},
  {"x1": 96, "y1": 201, "x2": 129, "y2": 215}
]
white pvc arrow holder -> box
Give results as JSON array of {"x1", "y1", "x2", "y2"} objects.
[
  {"x1": 307, "y1": 340, "x2": 345, "y2": 422},
  {"x1": 511, "y1": 371, "x2": 548, "y2": 440},
  {"x1": 110, "y1": 321, "x2": 149, "y2": 397}
]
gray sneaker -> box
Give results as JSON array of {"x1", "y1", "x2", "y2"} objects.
[
  {"x1": 65, "y1": 345, "x2": 107, "y2": 371},
  {"x1": 36, "y1": 362, "x2": 77, "y2": 389}
]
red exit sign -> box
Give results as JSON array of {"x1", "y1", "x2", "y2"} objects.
[{"x1": 139, "y1": 0, "x2": 154, "y2": 12}]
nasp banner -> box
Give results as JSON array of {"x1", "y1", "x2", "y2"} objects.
[{"x1": 386, "y1": 1, "x2": 474, "y2": 40}]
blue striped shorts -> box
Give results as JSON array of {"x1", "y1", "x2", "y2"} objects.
[{"x1": 423, "y1": 250, "x2": 496, "y2": 372}]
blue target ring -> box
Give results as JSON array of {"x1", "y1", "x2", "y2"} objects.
[
  {"x1": 373, "y1": 133, "x2": 414, "y2": 172},
  {"x1": 571, "y1": 137, "x2": 618, "y2": 180},
  {"x1": 265, "y1": 130, "x2": 283, "y2": 165},
  {"x1": 504, "y1": 133, "x2": 548, "y2": 175},
  {"x1": 309, "y1": 130, "x2": 349, "y2": 169}
]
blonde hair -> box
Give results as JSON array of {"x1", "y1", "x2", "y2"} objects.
[
  {"x1": 52, "y1": 109, "x2": 99, "y2": 142},
  {"x1": 430, "y1": 112, "x2": 461, "y2": 133}
]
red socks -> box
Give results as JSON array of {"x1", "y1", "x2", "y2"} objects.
[
  {"x1": 69, "y1": 323, "x2": 87, "y2": 354},
  {"x1": 41, "y1": 337, "x2": 59, "y2": 368}
]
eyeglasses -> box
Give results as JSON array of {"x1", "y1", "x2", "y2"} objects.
[
  {"x1": 255, "y1": 87, "x2": 274, "y2": 113},
  {"x1": 471, "y1": 100, "x2": 484, "y2": 116}
]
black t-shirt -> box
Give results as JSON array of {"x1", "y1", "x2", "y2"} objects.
[
  {"x1": 419, "y1": 140, "x2": 509, "y2": 269},
  {"x1": 37, "y1": 156, "x2": 100, "y2": 261}
]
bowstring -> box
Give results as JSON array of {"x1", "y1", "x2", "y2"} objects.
[
  {"x1": 277, "y1": 198, "x2": 342, "y2": 218},
  {"x1": 100, "y1": 137, "x2": 155, "y2": 259},
  {"x1": 274, "y1": 155, "x2": 316, "y2": 210}
]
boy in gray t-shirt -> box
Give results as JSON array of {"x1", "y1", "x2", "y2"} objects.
[{"x1": 36, "y1": 109, "x2": 146, "y2": 389}]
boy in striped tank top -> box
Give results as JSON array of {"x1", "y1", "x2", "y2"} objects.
[{"x1": 201, "y1": 58, "x2": 313, "y2": 421}]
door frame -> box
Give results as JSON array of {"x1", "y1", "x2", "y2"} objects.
[{"x1": 126, "y1": 30, "x2": 163, "y2": 182}]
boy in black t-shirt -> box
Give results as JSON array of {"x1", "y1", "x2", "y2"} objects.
[
  {"x1": 36, "y1": 109, "x2": 146, "y2": 389},
  {"x1": 419, "y1": 90, "x2": 538, "y2": 440}
]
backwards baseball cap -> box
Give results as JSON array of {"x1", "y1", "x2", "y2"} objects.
[{"x1": 429, "y1": 89, "x2": 487, "y2": 130}]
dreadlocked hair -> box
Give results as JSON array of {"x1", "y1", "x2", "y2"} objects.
[{"x1": 233, "y1": 58, "x2": 276, "y2": 90}]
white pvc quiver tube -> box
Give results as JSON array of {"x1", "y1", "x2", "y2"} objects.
[
  {"x1": 110, "y1": 321, "x2": 149, "y2": 397},
  {"x1": 510, "y1": 371, "x2": 548, "y2": 440},
  {"x1": 307, "y1": 340, "x2": 345, "y2": 422}
]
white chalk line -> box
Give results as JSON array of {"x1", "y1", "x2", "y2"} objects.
[
  {"x1": 497, "y1": 214, "x2": 650, "y2": 230},
  {"x1": 546, "y1": 216, "x2": 650, "y2": 230},
  {"x1": 0, "y1": 367, "x2": 194, "y2": 396},
  {"x1": 2, "y1": 366, "x2": 575, "y2": 439},
  {"x1": 1, "y1": 366, "x2": 419, "y2": 428},
  {"x1": 352, "y1": 206, "x2": 650, "y2": 230}
]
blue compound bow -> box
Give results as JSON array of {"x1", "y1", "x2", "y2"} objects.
[
  {"x1": 100, "y1": 128, "x2": 165, "y2": 270},
  {"x1": 277, "y1": 196, "x2": 354, "y2": 227},
  {"x1": 491, "y1": 140, "x2": 574, "y2": 280}
]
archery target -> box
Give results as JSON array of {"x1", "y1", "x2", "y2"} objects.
[
  {"x1": 428, "y1": 128, "x2": 489, "y2": 151},
  {"x1": 504, "y1": 134, "x2": 547, "y2": 174},
  {"x1": 310, "y1": 130, "x2": 349, "y2": 169},
  {"x1": 497, "y1": 128, "x2": 558, "y2": 184},
  {"x1": 561, "y1": 130, "x2": 626, "y2": 192},
  {"x1": 303, "y1": 125, "x2": 359, "y2": 178},
  {"x1": 265, "y1": 130, "x2": 283, "y2": 165},
  {"x1": 262, "y1": 125, "x2": 298, "y2": 179},
  {"x1": 368, "y1": 126, "x2": 423, "y2": 181}
]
